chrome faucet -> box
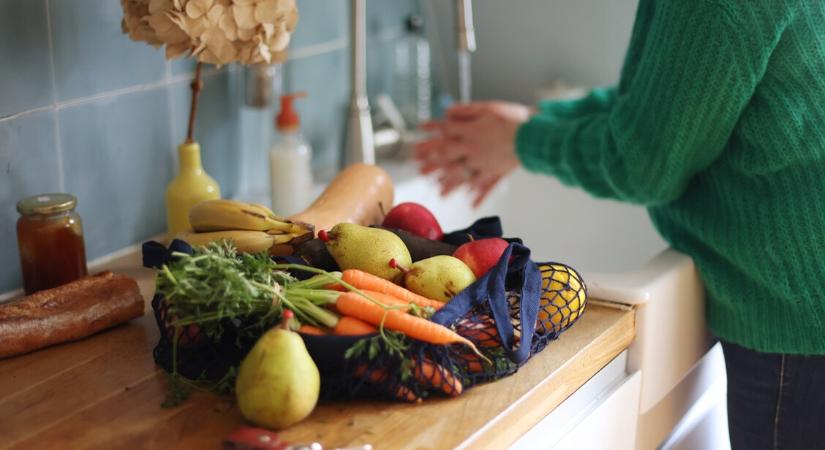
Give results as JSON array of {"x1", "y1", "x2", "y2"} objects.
[
  {"x1": 342, "y1": 0, "x2": 375, "y2": 167},
  {"x1": 455, "y1": 0, "x2": 476, "y2": 103},
  {"x1": 343, "y1": 0, "x2": 477, "y2": 167}
]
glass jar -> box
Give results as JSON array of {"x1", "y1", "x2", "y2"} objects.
[{"x1": 16, "y1": 193, "x2": 88, "y2": 295}]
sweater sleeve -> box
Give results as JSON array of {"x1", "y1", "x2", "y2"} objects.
[
  {"x1": 537, "y1": 87, "x2": 616, "y2": 120},
  {"x1": 516, "y1": 2, "x2": 785, "y2": 205}
]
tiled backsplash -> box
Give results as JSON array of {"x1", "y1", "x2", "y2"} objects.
[{"x1": 0, "y1": 0, "x2": 421, "y2": 293}]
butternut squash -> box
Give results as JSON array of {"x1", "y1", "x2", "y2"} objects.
[{"x1": 289, "y1": 163, "x2": 394, "y2": 234}]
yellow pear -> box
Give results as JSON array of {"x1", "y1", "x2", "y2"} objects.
[
  {"x1": 320, "y1": 223, "x2": 412, "y2": 284},
  {"x1": 395, "y1": 255, "x2": 476, "y2": 302},
  {"x1": 235, "y1": 311, "x2": 320, "y2": 429}
]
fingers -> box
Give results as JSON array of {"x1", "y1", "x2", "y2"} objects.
[
  {"x1": 421, "y1": 152, "x2": 466, "y2": 177},
  {"x1": 419, "y1": 120, "x2": 442, "y2": 133},
  {"x1": 471, "y1": 175, "x2": 502, "y2": 208},
  {"x1": 437, "y1": 161, "x2": 476, "y2": 197},
  {"x1": 413, "y1": 137, "x2": 443, "y2": 161},
  {"x1": 414, "y1": 138, "x2": 473, "y2": 175},
  {"x1": 423, "y1": 119, "x2": 473, "y2": 140},
  {"x1": 420, "y1": 106, "x2": 485, "y2": 139},
  {"x1": 445, "y1": 102, "x2": 490, "y2": 121},
  {"x1": 414, "y1": 138, "x2": 449, "y2": 174}
]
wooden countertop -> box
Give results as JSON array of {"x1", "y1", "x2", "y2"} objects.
[{"x1": 0, "y1": 259, "x2": 635, "y2": 450}]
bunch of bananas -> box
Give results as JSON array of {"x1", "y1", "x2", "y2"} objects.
[
  {"x1": 537, "y1": 263, "x2": 587, "y2": 334},
  {"x1": 179, "y1": 200, "x2": 314, "y2": 254}
]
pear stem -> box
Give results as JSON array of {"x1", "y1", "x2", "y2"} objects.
[
  {"x1": 388, "y1": 258, "x2": 410, "y2": 274},
  {"x1": 281, "y1": 309, "x2": 294, "y2": 330}
]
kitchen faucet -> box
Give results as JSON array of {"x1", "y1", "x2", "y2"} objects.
[
  {"x1": 455, "y1": 0, "x2": 476, "y2": 103},
  {"x1": 342, "y1": 0, "x2": 477, "y2": 167}
]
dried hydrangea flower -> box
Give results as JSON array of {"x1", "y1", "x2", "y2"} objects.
[{"x1": 120, "y1": 0, "x2": 297, "y2": 65}]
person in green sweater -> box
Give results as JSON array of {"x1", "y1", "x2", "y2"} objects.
[{"x1": 416, "y1": 1, "x2": 824, "y2": 448}]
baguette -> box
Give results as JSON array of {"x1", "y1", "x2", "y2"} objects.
[{"x1": 0, "y1": 271, "x2": 144, "y2": 359}]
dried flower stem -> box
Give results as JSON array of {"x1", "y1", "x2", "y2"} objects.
[{"x1": 185, "y1": 62, "x2": 203, "y2": 144}]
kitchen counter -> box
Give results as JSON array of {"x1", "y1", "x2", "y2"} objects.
[{"x1": 0, "y1": 251, "x2": 635, "y2": 450}]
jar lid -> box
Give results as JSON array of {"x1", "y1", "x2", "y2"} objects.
[{"x1": 17, "y1": 193, "x2": 77, "y2": 216}]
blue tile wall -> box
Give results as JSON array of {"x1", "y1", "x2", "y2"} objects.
[
  {"x1": 50, "y1": 0, "x2": 166, "y2": 101},
  {"x1": 60, "y1": 88, "x2": 173, "y2": 260},
  {"x1": 0, "y1": 0, "x2": 53, "y2": 117},
  {"x1": 0, "y1": 0, "x2": 422, "y2": 293},
  {"x1": 291, "y1": 0, "x2": 348, "y2": 49},
  {"x1": 0, "y1": 111, "x2": 61, "y2": 291}
]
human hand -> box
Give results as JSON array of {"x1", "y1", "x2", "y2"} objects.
[{"x1": 414, "y1": 101, "x2": 530, "y2": 207}]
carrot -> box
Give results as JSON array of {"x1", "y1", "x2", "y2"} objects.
[
  {"x1": 297, "y1": 324, "x2": 327, "y2": 336},
  {"x1": 333, "y1": 316, "x2": 378, "y2": 336},
  {"x1": 460, "y1": 353, "x2": 492, "y2": 373},
  {"x1": 335, "y1": 292, "x2": 486, "y2": 360},
  {"x1": 341, "y1": 269, "x2": 445, "y2": 310},
  {"x1": 414, "y1": 359, "x2": 463, "y2": 396},
  {"x1": 353, "y1": 365, "x2": 420, "y2": 402},
  {"x1": 456, "y1": 317, "x2": 501, "y2": 348},
  {"x1": 356, "y1": 290, "x2": 419, "y2": 311},
  {"x1": 353, "y1": 361, "x2": 460, "y2": 398}
]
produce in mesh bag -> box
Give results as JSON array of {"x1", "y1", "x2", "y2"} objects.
[
  {"x1": 537, "y1": 264, "x2": 587, "y2": 333},
  {"x1": 302, "y1": 240, "x2": 587, "y2": 401},
  {"x1": 143, "y1": 216, "x2": 587, "y2": 409}
]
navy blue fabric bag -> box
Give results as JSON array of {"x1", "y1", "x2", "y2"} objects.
[{"x1": 144, "y1": 218, "x2": 586, "y2": 401}]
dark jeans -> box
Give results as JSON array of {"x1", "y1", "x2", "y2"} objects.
[{"x1": 721, "y1": 341, "x2": 825, "y2": 450}]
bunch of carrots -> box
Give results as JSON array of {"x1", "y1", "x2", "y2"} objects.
[{"x1": 276, "y1": 266, "x2": 488, "y2": 400}]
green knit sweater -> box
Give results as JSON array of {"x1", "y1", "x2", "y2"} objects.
[{"x1": 516, "y1": 0, "x2": 825, "y2": 354}]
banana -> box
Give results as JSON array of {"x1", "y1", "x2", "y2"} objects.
[
  {"x1": 266, "y1": 221, "x2": 314, "y2": 237},
  {"x1": 178, "y1": 230, "x2": 276, "y2": 253},
  {"x1": 270, "y1": 233, "x2": 303, "y2": 245},
  {"x1": 189, "y1": 199, "x2": 298, "y2": 234},
  {"x1": 537, "y1": 263, "x2": 587, "y2": 332}
]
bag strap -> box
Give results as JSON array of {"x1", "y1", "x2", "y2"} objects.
[
  {"x1": 142, "y1": 239, "x2": 193, "y2": 268},
  {"x1": 442, "y1": 216, "x2": 503, "y2": 245},
  {"x1": 431, "y1": 243, "x2": 541, "y2": 364}
]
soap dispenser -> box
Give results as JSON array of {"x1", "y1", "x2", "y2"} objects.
[
  {"x1": 165, "y1": 141, "x2": 221, "y2": 236},
  {"x1": 270, "y1": 93, "x2": 312, "y2": 216}
]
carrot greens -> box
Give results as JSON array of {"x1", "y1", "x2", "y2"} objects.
[
  {"x1": 152, "y1": 241, "x2": 458, "y2": 406},
  {"x1": 154, "y1": 241, "x2": 344, "y2": 406}
]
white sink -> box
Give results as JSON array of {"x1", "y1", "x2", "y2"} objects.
[{"x1": 392, "y1": 165, "x2": 668, "y2": 274}]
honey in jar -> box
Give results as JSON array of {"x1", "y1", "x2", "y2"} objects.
[{"x1": 16, "y1": 193, "x2": 88, "y2": 295}]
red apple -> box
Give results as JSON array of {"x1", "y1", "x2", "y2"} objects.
[
  {"x1": 382, "y1": 202, "x2": 444, "y2": 240},
  {"x1": 453, "y1": 238, "x2": 510, "y2": 278}
]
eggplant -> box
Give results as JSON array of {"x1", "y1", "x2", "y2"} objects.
[{"x1": 370, "y1": 226, "x2": 457, "y2": 261}]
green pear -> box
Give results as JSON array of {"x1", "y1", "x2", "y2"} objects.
[
  {"x1": 321, "y1": 223, "x2": 412, "y2": 284},
  {"x1": 400, "y1": 255, "x2": 477, "y2": 302},
  {"x1": 235, "y1": 317, "x2": 320, "y2": 430}
]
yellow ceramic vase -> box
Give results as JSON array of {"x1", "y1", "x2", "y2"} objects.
[{"x1": 165, "y1": 141, "x2": 221, "y2": 237}]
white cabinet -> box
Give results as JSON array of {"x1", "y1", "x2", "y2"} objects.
[
  {"x1": 510, "y1": 352, "x2": 642, "y2": 450},
  {"x1": 553, "y1": 372, "x2": 641, "y2": 450}
]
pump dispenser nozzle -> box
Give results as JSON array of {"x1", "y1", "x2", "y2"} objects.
[{"x1": 276, "y1": 92, "x2": 307, "y2": 131}]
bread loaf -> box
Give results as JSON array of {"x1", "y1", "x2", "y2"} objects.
[{"x1": 0, "y1": 272, "x2": 144, "y2": 358}]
